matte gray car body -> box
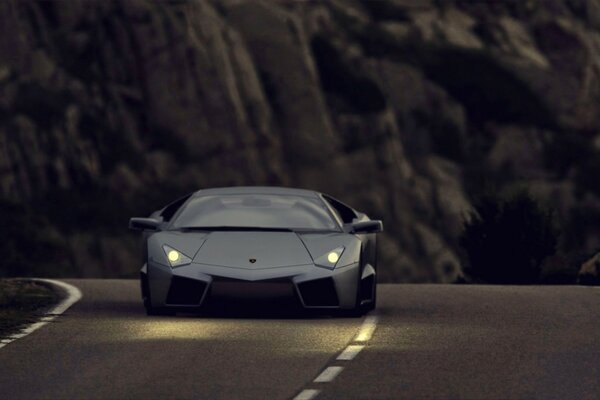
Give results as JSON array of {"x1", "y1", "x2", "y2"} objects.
[{"x1": 129, "y1": 186, "x2": 383, "y2": 316}]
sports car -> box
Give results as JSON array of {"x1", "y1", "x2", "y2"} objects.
[{"x1": 129, "y1": 186, "x2": 383, "y2": 316}]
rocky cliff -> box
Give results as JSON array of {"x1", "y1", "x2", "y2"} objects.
[{"x1": 0, "y1": 0, "x2": 599, "y2": 282}]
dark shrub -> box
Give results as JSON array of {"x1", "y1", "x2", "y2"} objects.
[
  {"x1": 579, "y1": 272, "x2": 600, "y2": 285},
  {"x1": 460, "y1": 191, "x2": 557, "y2": 284}
]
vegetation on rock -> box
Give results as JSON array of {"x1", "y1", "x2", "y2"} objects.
[{"x1": 460, "y1": 191, "x2": 557, "y2": 284}]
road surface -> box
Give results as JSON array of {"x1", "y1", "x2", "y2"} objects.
[{"x1": 0, "y1": 280, "x2": 599, "y2": 399}]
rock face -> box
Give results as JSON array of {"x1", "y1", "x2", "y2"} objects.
[{"x1": 0, "y1": 0, "x2": 599, "y2": 282}]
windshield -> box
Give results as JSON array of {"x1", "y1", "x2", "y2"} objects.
[{"x1": 171, "y1": 194, "x2": 340, "y2": 231}]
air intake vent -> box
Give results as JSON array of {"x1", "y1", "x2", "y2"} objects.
[
  {"x1": 297, "y1": 278, "x2": 339, "y2": 307},
  {"x1": 166, "y1": 276, "x2": 207, "y2": 305},
  {"x1": 359, "y1": 274, "x2": 375, "y2": 303}
]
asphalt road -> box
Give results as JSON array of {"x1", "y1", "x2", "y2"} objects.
[{"x1": 0, "y1": 280, "x2": 599, "y2": 399}]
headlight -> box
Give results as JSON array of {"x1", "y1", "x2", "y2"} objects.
[
  {"x1": 314, "y1": 247, "x2": 344, "y2": 269},
  {"x1": 162, "y1": 245, "x2": 192, "y2": 268}
]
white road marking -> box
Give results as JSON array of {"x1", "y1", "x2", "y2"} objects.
[
  {"x1": 314, "y1": 366, "x2": 344, "y2": 383},
  {"x1": 354, "y1": 315, "x2": 379, "y2": 342},
  {"x1": 292, "y1": 313, "x2": 380, "y2": 399},
  {"x1": 0, "y1": 279, "x2": 82, "y2": 350},
  {"x1": 337, "y1": 344, "x2": 364, "y2": 361},
  {"x1": 293, "y1": 389, "x2": 321, "y2": 400}
]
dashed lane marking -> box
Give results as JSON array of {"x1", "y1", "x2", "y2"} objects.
[
  {"x1": 293, "y1": 389, "x2": 321, "y2": 400},
  {"x1": 337, "y1": 344, "x2": 365, "y2": 361},
  {"x1": 291, "y1": 313, "x2": 380, "y2": 399},
  {"x1": 314, "y1": 366, "x2": 344, "y2": 383},
  {"x1": 354, "y1": 315, "x2": 378, "y2": 342}
]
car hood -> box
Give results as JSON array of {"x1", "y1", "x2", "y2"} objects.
[{"x1": 193, "y1": 232, "x2": 313, "y2": 269}]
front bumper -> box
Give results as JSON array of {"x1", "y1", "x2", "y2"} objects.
[{"x1": 144, "y1": 260, "x2": 361, "y2": 309}]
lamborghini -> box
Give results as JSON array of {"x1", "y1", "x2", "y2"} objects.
[{"x1": 129, "y1": 187, "x2": 382, "y2": 316}]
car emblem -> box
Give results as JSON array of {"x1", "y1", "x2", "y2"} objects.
[{"x1": 249, "y1": 258, "x2": 256, "y2": 264}]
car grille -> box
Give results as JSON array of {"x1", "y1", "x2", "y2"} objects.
[{"x1": 209, "y1": 277, "x2": 295, "y2": 299}]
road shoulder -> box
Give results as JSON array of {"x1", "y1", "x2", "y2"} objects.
[{"x1": 0, "y1": 278, "x2": 82, "y2": 349}]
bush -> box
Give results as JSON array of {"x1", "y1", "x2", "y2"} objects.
[{"x1": 460, "y1": 191, "x2": 557, "y2": 284}]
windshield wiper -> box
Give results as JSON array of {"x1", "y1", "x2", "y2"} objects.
[{"x1": 178, "y1": 226, "x2": 294, "y2": 232}]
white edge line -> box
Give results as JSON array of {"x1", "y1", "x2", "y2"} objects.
[
  {"x1": 0, "y1": 279, "x2": 82, "y2": 350},
  {"x1": 313, "y1": 366, "x2": 344, "y2": 383},
  {"x1": 293, "y1": 389, "x2": 321, "y2": 400}
]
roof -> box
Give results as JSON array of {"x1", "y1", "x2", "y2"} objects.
[{"x1": 192, "y1": 186, "x2": 320, "y2": 198}]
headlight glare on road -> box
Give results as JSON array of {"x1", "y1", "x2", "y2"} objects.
[
  {"x1": 315, "y1": 247, "x2": 344, "y2": 269},
  {"x1": 162, "y1": 245, "x2": 192, "y2": 268}
]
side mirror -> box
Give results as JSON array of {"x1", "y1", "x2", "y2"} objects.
[
  {"x1": 350, "y1": 220, "x2": 383, "y2": 234},
  {"x1": 129, "y1": 217, "x2": 161, "y2": 231}
]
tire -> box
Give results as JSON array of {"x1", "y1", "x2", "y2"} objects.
[
  {"x1": 365, "y1": 274, "x2": 377, "y2": 312},
  {"x1": 338, "y1": 268, "x2": 375, "y2": 318},
  {"x1": 146, "y1": 306, "x2": 176, "y2": 316},
  {"x1": 338, "y1": 308, "x2": 365, "y2": 318},
  {"x1": 354, "y1": 268, "x2": 378, "y2": 316}
]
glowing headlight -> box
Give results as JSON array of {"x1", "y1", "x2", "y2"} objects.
[
  {"x1": 327, "y1": 252, "x2": 339, "y2": 264},
  {"x1": 315, "y1": 247, "x2": 344, "y2": 269},
  {"x1": 167, "y1": 250, "x2": 180, "y2": 262},
  {"x1": 162, "y1": 245, "x2": 192, "y2": 268}
]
